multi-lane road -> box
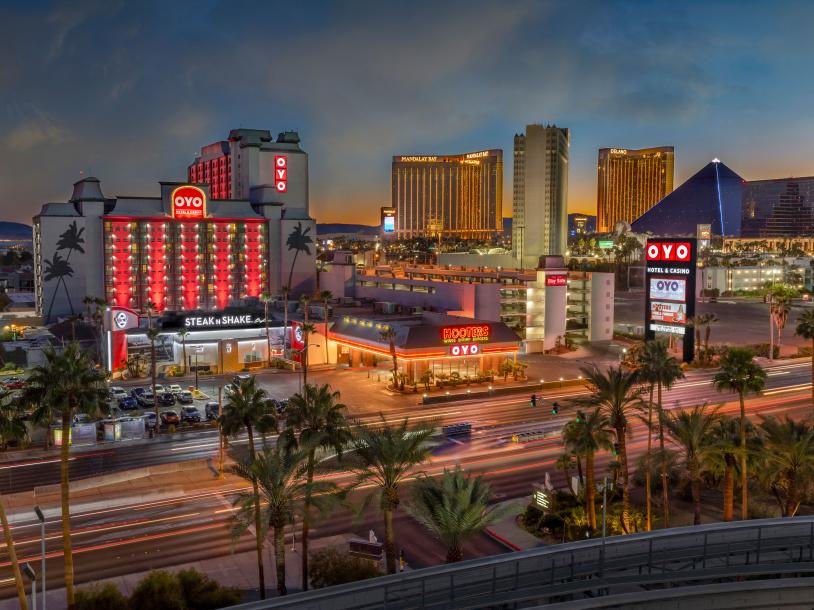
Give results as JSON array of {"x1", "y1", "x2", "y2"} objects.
[{"x1": 0, "y1": 360, "x2": 813, "y2": 599}]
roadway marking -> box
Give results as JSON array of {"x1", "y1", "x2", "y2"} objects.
[{"x1": 764, "y1": 383, "x2": 811, "y2": 395}]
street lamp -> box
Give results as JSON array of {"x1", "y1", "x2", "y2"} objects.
[
  {"x1": 34, "y1": 505, "x2": 45, "y2": 610},
  {"x1": 22, "y1": 562, "x2": 36, "y2": 610}
]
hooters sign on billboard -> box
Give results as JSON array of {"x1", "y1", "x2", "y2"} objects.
[
  {"x1": 171, "y1": 185, "x2": 206, "y2": 220},
  {"x1": 440, "y1": 324, "x2": 491, "y2": 345},
  {"x1": 646, "y1": 241, "x2": 692, "y2": 262},
  {"x1": 275, "y1": 156, "x2": 288, "y2": 193}
]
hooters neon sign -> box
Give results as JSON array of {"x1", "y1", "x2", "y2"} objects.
[
  {"x1": 646, "y1": 241, "x2": 692, "y2": 262},
  {"x1": 440, "y1": 324, "x2": 490, "y2": 344},
  {"x1": 275, "y1": 156, "x2": 287, "y2": 193},
  {"x1": 171, "y1": 185, "x2": 206, "y2": 220}
]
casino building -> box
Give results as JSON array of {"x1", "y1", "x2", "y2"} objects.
[{"x1": 33, "y1": 130, "x2": 319, "y2": 371}]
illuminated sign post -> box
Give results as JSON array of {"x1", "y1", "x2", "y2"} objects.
[
  {"x1": 644, "y1": 238, "x2": 697, "y2": 362},
  {"x1": 381, "y1": 207, "x2": 396, "y2": 234},
  {"x1": 275, "y1": 156, "x2": 287, "y2": 192},
  {"x1": 171, "y1": 185, "x2": 207, "y2": 220}
]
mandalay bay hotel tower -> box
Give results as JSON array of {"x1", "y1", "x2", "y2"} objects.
[{"x1": 391, "y1": 150, "x2": 503, "y2": 240}]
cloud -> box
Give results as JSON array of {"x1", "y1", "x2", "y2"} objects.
[{"x1": 3, "y1": 114, "x2": 71, "y2": 151}]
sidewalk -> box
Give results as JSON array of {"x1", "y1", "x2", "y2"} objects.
[
  {"x1": 0, "y1": 533, "x2": 361, "y2": 610},
  {"x1": 484, "y1": 497, "x2": 544, "y2": 551}
]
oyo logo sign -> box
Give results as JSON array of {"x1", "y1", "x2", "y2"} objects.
[
  {"x1": 655, "y1": 279, "x2": 681, "y2": 293},
  {"x1": 171, "y1": 185, "x2": 206, "y2": 219},
  {"x1": 450, "y1": 344, "x2": 479, "y2": 356},
  {"x1": 646, "y1": 241, "x2": 692, "y2": 262},
  {"x1": 275, "y1": 156, "x2": 287, "y2": 193}
]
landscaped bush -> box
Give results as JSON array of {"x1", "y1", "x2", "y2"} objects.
[
  {"x1": 75, "y1": 584, "x2": 129, "y2": 610},
  {"x1": 309, "y1": 547, "x2": 382, "y2": 589}
]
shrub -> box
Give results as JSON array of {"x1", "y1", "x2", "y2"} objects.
[
  {"x1": 309, "y1": 547, "x2": 382, "y2": 589},
  {"x1": 744, "y1": 343, "x2": 780, "y2": 359},
  {"x1": 177, "y1": 568, "x2": 241, "y2": 609},
  {"x1": 75, "y1": 584, "x2": 129, "y2": 610},
  {"x1": 129, "y1": 571, "x2": 186, "y2": 610}
]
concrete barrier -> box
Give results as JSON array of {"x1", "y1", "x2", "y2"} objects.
[{"x1": 422, "y1": 378, "x2": 586, "y2": 405}]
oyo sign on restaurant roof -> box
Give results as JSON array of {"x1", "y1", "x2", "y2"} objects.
[{"x1": 171, "y1": 185, "x2": 206, "y2": 220}]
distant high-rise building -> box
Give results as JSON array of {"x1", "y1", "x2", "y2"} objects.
[
  {"x1": 512, "y1": 124, "x2": 569, "y2": 266},
  {"x1": 568, "y1": 213, "x2": 596, "y2": 236},
  {"x1": 596, "y1": 146, "x2": 674, "y2": 232},
  {"x1": 741, "y1": 177, "x2": 814, "y2": 237},
  {"x1": 390, "y1": 150, "x2": 502, "y2": 240}
]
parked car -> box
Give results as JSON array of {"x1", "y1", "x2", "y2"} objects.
[
  {"x1": 222, "y1": 383, "x2": 236, "y2": 396},
  {"x1": 3, "y1": 377, "x2": 25, "y2": 390},
  {"x1": 204, "y1": 401, "x2": 220, "y2": 420},
  {"x1": 142, "y1": 412, "x2": 157, "y2": 430},
  {"x1": 160, "y1": 410, "x2": 180, "y2": 426},
  {"x1": 109, "y1": 387, "x2": 128, "y2": 401},
  {"x1": 138, "y1": 392, "x2": 155, "y2": 408},
  {"x1": 233, "y1": 373, "x2": 253, "y2": 385},
  {"x1": 157, "y1": 391, "x2": 176, "y2": 406},
  {"x1": 177, "y1": 391, "x2": 194, "y2": 404},
  {"x1": 180, "y1": 406, "x2": 201, "y2": 423},
  {"x1": 130, "y1": 387, "x2": 146, "y2": 400},
  {"x1": 153, "y1": 384, "x2": 165, "y2": 394},
  {"x1": 272, "y1": 398, "x2": 288, "y2": 415},
  {"x1": 167, "y1": 384, "x2": 183, "y2": 395},
  {"x1": 73, "y1": 413, "x2": 92, "y2": 425},
  {"x1": 118, "y1": 396, "x2": 138, "y2": 410}
]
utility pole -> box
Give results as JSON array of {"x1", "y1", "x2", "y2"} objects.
[
  {"x1": 768, "y1": 294, "x2": 774, "y2": 361},
  {"x1": 218, "y1": 385, "x2": 224, "y2": 480}
]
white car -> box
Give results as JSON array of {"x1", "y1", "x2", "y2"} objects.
[
  {"x1": 153, "y1": 384, "x2": 165, "y2": 394},
  {"x1": 167, "y1": 384, "x2": 184, "y2": 395},
  {"x1": 109, "y1": 387, "x2": 128, "y2": 401}
]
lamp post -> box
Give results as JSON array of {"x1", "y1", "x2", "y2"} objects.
[
  {"x1": 217, "y1": 385, "x2": 224, "y2": 480},
  {"x1": 34, "y1": 506, "x2": 45, "y2": 610}
]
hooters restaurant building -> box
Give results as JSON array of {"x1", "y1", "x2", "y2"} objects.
[{"x1": 328, "y1": 312, "x2": 520, "y2": 383}]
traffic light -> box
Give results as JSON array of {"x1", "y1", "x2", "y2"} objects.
[
  {"x1": 530, "y1": 394, "x2": 537, "y2": 407},
  {"x1": 551, "y1": 402, "x2": 559, "y2": 415}
]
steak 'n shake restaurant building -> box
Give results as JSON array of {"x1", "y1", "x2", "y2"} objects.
[{"x1": 328, "y1": 312, "x2": 520, "y2": 383}]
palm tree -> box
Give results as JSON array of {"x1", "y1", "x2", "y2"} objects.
[
  {"x1": 0, "y1": 391, "x2": 28, "y2": 609},
  {"x1": 713, "y1": 347, "x2": 766, "y2": 520},
  {"x1": 220, "y1": 377, "x2": 277, "y2": 598},
  {"x1": 795, "y1": 308, "x2": 814, "y2": 416},
  {"x1": 286, "y1": 222, "x2": 313, "y2": 291},
  {"x1": 757, "y1": 415, "x2": 814, "y2": 517},
  {"x1": 281, "y1": 285, "x2": 290, "y2": 354},
  {"x1": 708, "y1": 416, "x2": 755, "y2": 521},
  {"x1": 300, "y1": 322, "x2": 316, "y2": 387},
  {"x1": 562, "y1": 408, "x2": 612, "y2": 530},
  {"x1": 56, "y1": 221, "x2": 86, "y2": 261},
  {"x1": 44, "y1": 252, "x2": 75, "y2": 321},
  {"x1": 701, "y1": 313, "x2": 718, "y2": 364},
  {"x1": 636, "y1": 340, "x2": 684, "y2": 529},
  {"x1": 261, "y1": 293, "x2": 272, "y2": 365},
  {"x1": 769, "y1": 284, "x2": 796, "y2": 355},
  {"x1": 177, "y1": 328, "x2": 189, "y2": 375},
  {"x1": 380, "y1": 327, "x2": 400, "y2": 391},
  {"x1": 23, "y1": 343, "x2": 108, "y2": 610},
  {"x1": 665, "y1": 405, "x2": 720, "y2": 525},
  {"x1": 579, "y1": 366, "x2": 642, "y2": 533},
  {"x1": 406, "y1": 467, "x2": 504, "y2": 563},
  {"x1": 319, "y1": 290, "x2": 332, "y2": 363},
  {"x1": 350, "y1": 416, "x2": 436, "y2": 573},
  {"x1": 230, "y1": 445, "x2": 333, "y2": 596},
  {"x1": 300, "y1": 294, "x2": 311, "y2": 325},
  {"x1": 282, "y1": 384, "x2": 351, "y2": 591}
]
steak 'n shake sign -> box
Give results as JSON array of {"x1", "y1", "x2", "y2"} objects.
[
  {"x1": 183, "y1": 313, "x2": 265, "y2": 329},
  {"x1": 171, "y1": 185, "x2": 207, "y2": 220}
]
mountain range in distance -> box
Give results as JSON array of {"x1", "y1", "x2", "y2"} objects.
[
  {"x1": 0, "y1": 222, "x2": 33, "y2": 242},
  {"x1": 317, "y1": 217, "x2": 514, "y2": 235}
]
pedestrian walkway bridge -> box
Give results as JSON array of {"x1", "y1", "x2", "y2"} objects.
[{"x1": 231, "y1": 516, "x2": 814, "y2": 609}]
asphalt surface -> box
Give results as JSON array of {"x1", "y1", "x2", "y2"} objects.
[{"x1": 1, "y1": 359, "x2": 813, "y2": 599}]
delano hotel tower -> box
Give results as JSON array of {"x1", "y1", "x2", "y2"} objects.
[
  {"x1": 391, "y1": 150, "x2": 503, "y2": 239},
  {"x1": 597, "y1": 146, "x2": 674, "y2": 232}
]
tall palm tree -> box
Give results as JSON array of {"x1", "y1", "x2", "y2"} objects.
[
  {"x1": 380, "y1": 327, "x2": 400, "y2": 391},
  {"x1": 794, "y1": 308, "x2": 814, "y2": 416},
  {"x1": 713, "y1": 347, "x2": 766, "y2": 520},
  {"x1": 286, "y1": 222, "x2": 313, "y2": 291},
  {"x1": 319, "y1": 290, "x2": 333, "y2": 363},
  {"x1": 300, "y1": 322, "x2": 316, "y2": 387},
  {"x1": 664, "y1": 405, "x2": 720, "y2": 525},
  {"x1": 708, "y1": 416, "x2": 756, "y2": 521},
  {"x1": 579, "y1": 365, "x2": 641, "y2": 533},
  {"x1": 0, "y1": 391, "x2": 28, "y2": 608},
  {"x1": 261, "y1": 293, "x2": 272, "y2": 365},
  {"x1": 406, "y1": 467, "x2": 505, "y2": 563},
  {"x1": 562, "y1": 408, "x2": 612, "y2": 530},
  {"x1": 230, "y1": 445, "x2": 334, "y2": 596},
  {"x1": 177, "y1": 328, "x2": 189, "y2": 375},
  {"x1": 769, "y1": 284, "x2": 796, "y2": 355},
  {"x1": 701, "y1": 313, "x2": 719, "y2": 364},
  {"x1": 23, "y1": 343, "x2": 108, "y2": 610},
  {"x1": 350, "y1": 416, "x2": 436, "y2": 573},
  {"x1": 44, "y1": 252, "x2": 75, "y2": 321},
  {"x1": 220, "y1": 377, "x2": 277, "y2": 598},
  {"x1": 687, "y1": 315, "x2": 704, "y2": 363},
  {"x1": 282, "y1": 384, "x2": 351, "y2": 591},
  {"x1": 636, "y1": 340, "x2": 684, "y2": 528},
  {"x1": 757, "y1": 415, "x2": 814, "y2": 517},
  {"x1": 281, "y1": 285, "x2": 290, "y2": 355},
  {"x1": 300, "y1": 294, "x2": 311, "y2": 325}
]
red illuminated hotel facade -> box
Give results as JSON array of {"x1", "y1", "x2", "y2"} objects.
[{"x1": 34, "y1": 129, "x2": 316, "y2": 324}]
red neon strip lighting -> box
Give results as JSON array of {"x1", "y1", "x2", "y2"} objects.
[
  {"x1": 212, "y1": 222, "x2": 231, "y2": 309},
  {"x1": 243, "y1": 223, "x2": 262, "y2": 298}
]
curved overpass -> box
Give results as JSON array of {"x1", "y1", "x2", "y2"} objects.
[{"x1": 230, "y1": 516, "x2": 814, "y2": 609}]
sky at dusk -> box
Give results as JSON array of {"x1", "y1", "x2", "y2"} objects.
[{"x1": 2, "y1": 0, "x2": 814, "y2": 226}]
